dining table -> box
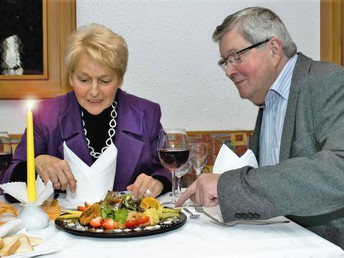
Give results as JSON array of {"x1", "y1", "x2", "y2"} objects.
[{"x1": 2, "y1": 192, "x2": 344, "y2": 258}]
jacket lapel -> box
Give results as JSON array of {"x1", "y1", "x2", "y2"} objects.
[
  {"x1": 114, "y1": 90, "x2": 145, "y2": 189},
  {"x1": 279, "y1": 53, "x2": 313, "y2": 161},
  {"x1": 59, "y1": 92, "x2": 93, "y2": 166},
  {"x1": 251, "y1": 108, "x2": 263, "y2": 164}
]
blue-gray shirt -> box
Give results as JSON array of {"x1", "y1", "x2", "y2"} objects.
[{"x1": 259, "y1": 55, "x2": 298, "y2": 166}]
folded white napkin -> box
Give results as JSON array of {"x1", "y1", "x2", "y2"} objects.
[
  {"x1": 0, "y1": 178, "x2": 54, "y2": 205},
  {"x1": 213, "y1": 144, "x2": 258, "y2": 173},
  {"x1": 63, "y1": 142, "x2": 117, "y2": 206},
  {"x1": 0, "y1": 219, "x2": 26, "y2": 238},
  {"x1": 204, "y1": 144, "x2": 258, "y2": 222}
]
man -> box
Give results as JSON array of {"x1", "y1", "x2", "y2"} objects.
[{"x1": 176, "y1": 7, "x2": 344, "y2": 249}]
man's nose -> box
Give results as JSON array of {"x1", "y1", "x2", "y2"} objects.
[{"x1": 225, "y1": 63, "x2": 237, "y2": 77}]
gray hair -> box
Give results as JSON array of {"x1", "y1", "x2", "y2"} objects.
[{"x1": 212, "y1": 7, "x2": 297, "y2": 58}]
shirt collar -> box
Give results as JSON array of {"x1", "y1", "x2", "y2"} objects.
[{"x1": 268, "y1": 54, "x2": 298, "y2": 100}]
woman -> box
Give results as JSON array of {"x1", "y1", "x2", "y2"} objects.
[{"x1": 3, "y1": 23, "x2": 171, "y2": 200}]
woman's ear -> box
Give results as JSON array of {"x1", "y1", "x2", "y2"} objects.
[
  {"x1": 118, "y1": 78, "x2": 124, "y2": 88},
  {"x1": 69, "y1": 75, "x2": 74, "y2": 88}
]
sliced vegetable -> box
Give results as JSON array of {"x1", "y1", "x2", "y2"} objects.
[
  {"x1": 89, "y1": 216, "x2": 103, "y2": 228},
  {"x1": 159, "y1": 212, "x2": 180, "y2": 219},
  {"x1": 144, "y1": 208, "x2": 160, "y2": 225},
  {"x1": 125, "y1": 212, "x2": 149, "y2": 228},
  {"x1": 162, "y1": 207, "x2": 181, "y2": 214},
  {"x1": 77, "y1": 202, "x2": 91, "y2": 211},
  {"x1": 102, "y1": 218, "x2": 116, "y2": 230},
  {"x1": 56, "y1": 210, "x2": 83, "y2": 219}
]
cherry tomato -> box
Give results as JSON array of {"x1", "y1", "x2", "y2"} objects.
[
  {"x1": 125, "y1": 216, "x2": 149, "y2": 228},
  {"x1": 77, "y1": 202, "x2": 91, "y2": 211}
]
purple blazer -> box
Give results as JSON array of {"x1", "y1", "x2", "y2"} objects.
[{"x1": 4, "y1": 89, "x2": 172, "y2": 191}]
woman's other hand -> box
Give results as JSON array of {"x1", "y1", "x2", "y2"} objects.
[
  {"x1": 35, "y1": 154, "x2": 77, "y2": 192},
  {"x1": 126, "y1": 173, "x2": 163, "y2": 198}
]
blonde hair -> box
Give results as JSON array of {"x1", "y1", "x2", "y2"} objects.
[{"x1": 64, "y1": 23, "x2": 128, "y2": 80}]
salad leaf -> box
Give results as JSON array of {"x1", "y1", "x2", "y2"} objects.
[{"x1": 114, "y1": 209, "x2": 127, "y2": 224}]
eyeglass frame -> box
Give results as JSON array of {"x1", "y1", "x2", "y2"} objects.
[{"x1": 218, "y1": 38, "x2": 271, "y2": 71}]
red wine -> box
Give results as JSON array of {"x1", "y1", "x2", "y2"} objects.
[
  {"x1": 158, "y1": 148, "x2": 189, "y2": 171},
  {"x1": 0, "y1": 153, "x2": 12, "y2": 182},
  {"x1": 0, "y1": 153, "x2": 12, "y2": 171}
]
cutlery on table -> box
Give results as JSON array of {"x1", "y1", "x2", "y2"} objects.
[
  {"x1": 211, "y1": 218, "x2": 290, "y2": 227},
  {"x1": 194, "y1": 205, "x2": 222, "y2": 223},
  {"x1": 195, "y1": 205, "x2": 290, "y2": 226},
  {"x1": 183, "y1": 208, "x2": 200, "y2": 219}
]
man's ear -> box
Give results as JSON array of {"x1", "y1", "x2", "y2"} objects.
[
  {"x1": 270, "y1": 38, "x2": 282, "y2": 57},
  {"x1": 269, "y1": 37, "x2": 284, "y2": 66}
]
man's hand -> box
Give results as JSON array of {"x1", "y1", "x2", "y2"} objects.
[
  {"x1": 175, "y1": 173, "x2": 221, "y2": 207},
  {"x1": 35, "y1": 154, "x2": 77, "y2": 192}
]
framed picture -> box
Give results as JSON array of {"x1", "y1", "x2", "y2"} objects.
[{"x1": 0, "y1": 0, "x2": 76, "y2": 99}]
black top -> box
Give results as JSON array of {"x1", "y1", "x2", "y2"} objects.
[{"x1": 80, "y1": 105, "x2": 114, "y2": 163}]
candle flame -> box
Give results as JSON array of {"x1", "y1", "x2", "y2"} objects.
[{"x1": 27, "y1": 100, "x2": 35, "y2": 112}]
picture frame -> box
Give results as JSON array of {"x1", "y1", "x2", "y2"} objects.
[{"x1": 0, "y1": 0, "x2": 76, "y2": 99}]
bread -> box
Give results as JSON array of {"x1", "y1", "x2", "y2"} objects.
[
  {"x1": 0, "y1": 235, "x2": 20, "y2": 257},
  {"x1": 0, "y1": 234, "x2": 41, "y2": 257},
  {"x1": 0, "y1": 238, "x2": 3, "y2": 249},
  {"x1": 14, "y1": 234, "x2": 34, "y2": 254},
  {"x1": 28, "y1": 236, "x2": 43, "y2": 247},
  {"x1": 0, "y1": 202, "x2": 18, "y2": 217}
]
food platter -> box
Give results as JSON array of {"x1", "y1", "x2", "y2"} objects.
[{"x1": 55, "y1": 212, "x2": 187, "y2": 238}]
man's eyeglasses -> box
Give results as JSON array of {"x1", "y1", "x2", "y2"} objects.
[{"x1": 218, "y1": 38, "x2": 271, "y2": 71}]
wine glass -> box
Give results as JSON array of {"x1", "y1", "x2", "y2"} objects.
[
  {"x1": 175, "y1": 160, "x2": 192, "y2": 197},
  {"x1": 0, "y1": 131, "x2": 13, "y2": 185},
  {"x1": 157, "y1": 128, "x2": 189, "y2": 205},
  {"x1": 190, "y1": 143, "x2": 208, "y2": 177}
]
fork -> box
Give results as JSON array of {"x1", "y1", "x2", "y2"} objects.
[
  {"x1": 211, "y1": 218, "x2": 290, "y2": 227},
  {"x1": 195, "y1": 205, "x2": 290, "y2": 227},
  {"x1": 194, "y1": 205, "x2": 222, "y2": 223},
  {"x1": 183, "y1": 208, "x2": 200, "y2": 219}
]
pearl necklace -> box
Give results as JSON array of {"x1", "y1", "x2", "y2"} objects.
[{"x1": 81, "y1": 102, "x2": 117, "y2": 159}]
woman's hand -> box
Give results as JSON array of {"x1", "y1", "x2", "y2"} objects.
[
  {"x1": 35, "y1": 154, "x2": 77, "y2": 192},
  {"x1": 126, "y1": 173, "x2": 163, "y2": 198}
]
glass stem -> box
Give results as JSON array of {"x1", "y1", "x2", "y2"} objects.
[
  {"x1": 196, "y1": 169, "x2": 201, "y2": 177},
  {"x1": 176, "y1": 177, "x2": 181, "y2": 194},
  {"x1": 171, "y1": 171, "x2": 176, "y2": 204}
]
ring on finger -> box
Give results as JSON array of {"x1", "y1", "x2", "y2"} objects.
[
  {"x1": 52, "y1": 178, "x2": 59, "y2": 184},
  {"x1": 145, "y1": 188, "x2": 152, "y2": 196}
]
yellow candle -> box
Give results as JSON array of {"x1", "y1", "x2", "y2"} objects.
[{"x1": 27, "y1": 102, "x2": 36, "y2": 202}]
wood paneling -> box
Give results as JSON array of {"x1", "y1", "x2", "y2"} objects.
[{"x1": 321, "y1": 0, "x2": 344, "y2": 65}]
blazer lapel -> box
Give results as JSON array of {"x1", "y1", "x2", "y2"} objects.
[
  {"x1": 251, "y1": 107, "x2": 263, "y2": 164},
  {"x1": 113, "y1": 90, "x2": 145, "y2": 189},
  {"x1": 279, "y1": 53, "x2": 313, "y2": 161},
  {"x1": 59, "y1": 92, "x2": 93, "y2": 166}
]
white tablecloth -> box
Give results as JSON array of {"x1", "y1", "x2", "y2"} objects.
[{"x1": 3, "y1": 193, "x2": 344, "y2": 258}]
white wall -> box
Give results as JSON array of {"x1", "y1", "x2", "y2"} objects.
[{"x1": 0, "y1": 0, "x2": 320, "y2": 134}]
